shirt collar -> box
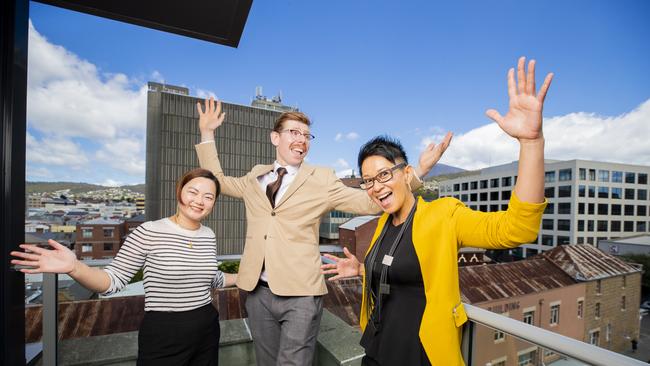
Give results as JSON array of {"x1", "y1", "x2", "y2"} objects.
[{"x1": 273, "y1": 161, "x2": 300, "y2": 176}]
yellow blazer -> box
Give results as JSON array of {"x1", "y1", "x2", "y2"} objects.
[
  {"x1": 196, "y1": 141, "x2": 423, "y2": 296},
  {"x1": 360, "y1": 193, "x2": 546, "y2": 366}
]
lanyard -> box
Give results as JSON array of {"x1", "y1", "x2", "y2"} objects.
[{"x1": 365, "y1": 202, "x2": 417, "y2": 328}]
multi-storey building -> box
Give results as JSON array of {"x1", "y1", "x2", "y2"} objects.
[
  {"x1": 439, "y1": 160, "x2": 650, "y2": 257},
  {"x1": 75, "y1": 218, "x2": 125, "y2": 260},
  {"x1": 462, "y1": 244, "x2": 642, "y2": 365},
  {"x1": 319, "y1": 178, "x2": 363, "y2": 243},
  {"x1": 146, "y1": 82, "x2": 298, "y2": 254}
]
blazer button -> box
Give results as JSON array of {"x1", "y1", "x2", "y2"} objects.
[
  {"x1": 264, "y1": 235, "x2": 267, "y2": 240},
  {"x1": 271, "y1": 212, "x2": 276, "y2": 216}
]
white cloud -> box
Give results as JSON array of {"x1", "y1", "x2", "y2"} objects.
[
  {"x1": 150, "y1": 70, "x2": 165, "y2": 83},
  {"x1": 334, "y1": 131, "x2": 359, "y2": 142},
  {"x1": 421, "y1": 99, "x2": 650, "y2": 170},
  {"x1": 101, "y1": 179, "x2": 124, "y2": 187},
  {"x1": 196, "y1": 89, "x2": 217, "y2": 99},
  {"x1": 26, "y1": 21, "x2": 147, "y2": 183},
  {"x1": 334, "y1": 158, "x2": 350, "y2": 169},
  {"x1": 335, "y1": 169, "x2": 354, "y2": 178},
  {"x1": 26, "y1": 166, "x2": 53, "y2": 179}
]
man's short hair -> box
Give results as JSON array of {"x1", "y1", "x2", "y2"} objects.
[{"x1": 273, "y1": 111, "x2": 311, "y2": 132}]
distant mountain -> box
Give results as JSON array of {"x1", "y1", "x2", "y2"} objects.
[
  {"x1": 26, "y1": 182, "x2": 145, "y2": 194},
  {"x1": 424, "y1": 163, "x2": 466, "y2": 180}
]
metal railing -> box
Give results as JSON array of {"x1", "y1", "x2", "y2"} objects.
[{"x1": 461, "y1": 303, "x2": 646, "y2": 366}]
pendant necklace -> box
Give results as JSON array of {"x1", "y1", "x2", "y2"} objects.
[{"x1": 171, "y1": 214, "x2": 199, "y2": 248}]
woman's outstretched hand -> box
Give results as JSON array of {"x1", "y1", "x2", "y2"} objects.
[
  {"x1": 486, "y1": 57, "x2": 553, "y2": 144},
  {"x1": 321, "y1": 247, "x2": 361, "y2": 281},
  {"x1": 11, "y1": 239, "x2": 77, "y2": 275}
]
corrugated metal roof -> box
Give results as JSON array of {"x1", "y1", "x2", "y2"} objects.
[
  {"x1": 339, "y1": 216, "x2": 378, "y2": 230},
  {"x1": 542, "y1": 244, "x2": 641, "y2": 281},
  {"x1": 459, "y1": 258, "x2": 577, "y2": 304}
]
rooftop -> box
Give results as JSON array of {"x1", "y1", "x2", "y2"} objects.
[
  {"x1": 542, "y1": 244, "x2": 641, "y2": 281},
  {"x1": 339, "y1": 216, "x2": 378, "y2": 231}
]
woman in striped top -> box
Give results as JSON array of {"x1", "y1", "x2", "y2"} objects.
[{"x1": 11, "y1": 168, "x2": 236, "y2": 366}]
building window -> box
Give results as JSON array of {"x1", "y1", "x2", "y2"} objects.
[
  {"x1": 470, "y1": 193, "x2": 477, "y2": 202},
  {"x1": 638, "y1": 205, "x2": 647, "y2": 216},
  {"x1": 588, "y1": 203, "x2": 595, "y2": 215},
  {"x1": 625, "y1": 204, "x2": 635, "y2": 215},
  {"x1": 557, "y1": 236, "x2": 570, "y2": 245},
  {"x1": 625, "y1": 188, "x2": 635, "y2": 200},
  {"x1": 470, "y1": 181, "x2": 478, "y2": 190},
  {"x1": 550, "y1": 304, "x2": 560, "y2": 325},
  {"x1": 544, "y1": 187, "x2": 555, "y2": 198},
  {"x1": 82, "y1": 228, "x2": 93, "y2": 238},
  {"x1": 624, "y1": 221, "x2": 634, "y2": 232},
  {"x1": 490, "y1": 204, "x2": 499, "y2": 212},
  {"x1": 598, "y1": 170, "x2": 609, "y2": 182},
  {"x1": 494, "y1": 329, "x2": 505, "y2": 343},
  {"x1": 461, "y1": 194, "x2": 468, "y2": 202},
  {"x1": 480, "y1": 180, "x2": 488, "y2": 189},
  {"x1": 492, "y1": 360, "x2": 506, "y2": 366},
  {"x1": 518, "y1": 350, "x2": 537, "y2": 366},
  {"x1": 606, "y1": 324, "x2": 612, "y2": 343},
  {"x1": 579, "y1": 168, "x2": 586, "y2": 180},
  {"x1": 462, "y1": 182, "x2": 468, "y2": 191},
  {"x1": 103, "y1": 228, "x2": 114, "y2": 237},
  {"x1": 640, "y1": 173, "x2": 648, "y2": 184},
  {"x1": 621, "y1": 296, "x2": 626, "y2": 311},
  {"x1": 82, "y1": 244, "x2": 93, "y2": 253},
  {"x1": 625, "y1": 172, "x2": 636, "y2": 183},
  {"x1": 546, "y1": 203, "x2": 555, "y2": 214},
  {"x1": 558, "y1": 202, "x2": 571, "y2": 214},
  {"x1": 559, "y1": 168, "x2": 572, "y2": 181},
  {"x1": 543, "y1": 219, "x2": 554, "y2": 230},
  {"x1": 587, "y1": 220, "x2": 594, "y2": 232},
  {"x1": 523, "y1": 310, "x2": 535, "y2": 325},
  {"x1": 545, "y1": 171, "x2": 556, "y2": 183},
  {"x1": 611, "y1": 204, "x2": 622, "y2": 215},
  {"x1": 480, "y1": 192, "x2": 488, "y2": 201},
  {"x1": 577, "y1": 220, "x2": 584, "y2": 231},
  {"x1": 590, "y1": 330, "x2": 600, "y2": 346},
  {"x1": 502, "y1": 177, "x2": 512, "y2": 187},
  {"x1": 595, "y1": 302, "x2": 601, "y2": 318},
  {"x1": 453, "y1": 183, "x2": 460, "y2": 192},
  {"x1": 598, "y1": 186, "x2": 609, "y2": 199},
  {"x1": 577, "y1": 237, "x2": 584, "y2": 244},
  {"x1": 557, "y1": 220, "x2": 570, "y2": 231},
  {"x1": 623, "y1": 275, "x2": 627, "y2": 289},
  {"x1": 596, "y1": 280, "x2": 602, "y2": 294},
  {"x1": 579, "y1": 185, "x2": 586, "y2": 197},
  {"x1": 589, "y1": 169, "x2": 596, "y2": 181},
  {"x1": 491, "y1": 178, "x2": 500, "y2": 188},
  {"x1": 558, "y1": 186, "x2": 571, "y2": 198},
  {"x1": 597, "y1": 204, "x2": 608, "y2": 215},
  {"x1": 638, "y1": 221, "x2": 647, "y2": 232},
  {"x1": 577, "y1": 300, "x2": 584, "y2": 318},
  {"x1": 490, "y1": 191, "x2": 499, "y2": 200},
  {"x1": 577, "y1": 203, "x2": 584, "y2": 215},
  {"x1": 104, "y1": 243, "x2": 114, "y2": 251},
  {"x1": 639, "y1": 189, "x2": 648, "y2": 200},
  {"x1": 588, "y1": 186, "x2": 595, "y2": 198},
  {"x1": 611, "y1": 221, "x2": 621, "y2": 232},
  {"x1": 611, "y1": 187, "x2": 622, "y2": 199},
  {"x1": 501, "y1": 204, "x2": 509, "y2": 211},
  {"x1": 541, "y1": 235, "x2": 554, "y2": 246},
  {"x1": 502, "y1": 190, "x2": 511, "y2": 200},
  {"x1": 612, "y1": 171, "x2": 623, "y2": 183},
  {"x1": 479, "y1": 205, "x2": 488, "y2": 212},
  {"x1": 597, "y1": 220, "x2": 608, "y2": 232}
]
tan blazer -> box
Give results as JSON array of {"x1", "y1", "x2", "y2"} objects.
[{"x1": 196, "y1": 141, "x2": 422, "y2": 296}]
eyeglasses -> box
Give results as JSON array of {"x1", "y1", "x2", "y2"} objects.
[
  {"x1": 279, "y1": 129, "x2": 315, "y2": 141},
  {"x1": 360, "y1": 163, "x2": 407, "y2": 190}
]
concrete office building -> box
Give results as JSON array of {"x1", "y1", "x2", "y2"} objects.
[
  {"x1": 146, "y1": 82, "x2": 297, "y2": 255},
  {"x1": 439, "y1": 160, "x2": 650, "y2": 258}
]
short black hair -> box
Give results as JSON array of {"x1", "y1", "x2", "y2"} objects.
[{"x1": 357, "y1": 135, "x2": 408, "y2": 174}]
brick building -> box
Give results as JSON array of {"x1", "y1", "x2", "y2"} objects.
[
  {"x1": 75, "y1": 218, "x2": 125, "y2": 260},
  {"x1": 338, "y1": 216, "x2": 379, "y2": 260}
]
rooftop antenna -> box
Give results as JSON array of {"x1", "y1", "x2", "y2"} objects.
[{"x1": 255, "y1": 86, "x2": 263, "y2": 100}]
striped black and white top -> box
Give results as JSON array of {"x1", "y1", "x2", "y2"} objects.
[{"x1": 102, "y1": 218, "x2": 225, "y2": 312}]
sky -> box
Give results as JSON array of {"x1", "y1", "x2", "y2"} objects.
[{"x1": 26, "y1": 0, "x2": 650, "y2": 185}]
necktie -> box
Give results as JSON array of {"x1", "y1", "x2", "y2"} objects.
[{"x1": 266, "y1": 167, "x2": 287, "y2": 208}]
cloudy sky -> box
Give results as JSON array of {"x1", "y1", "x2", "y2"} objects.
[{"x1": 27, "y1": 1, "x2": 650, "y2": 185}]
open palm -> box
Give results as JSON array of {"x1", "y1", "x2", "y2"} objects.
[
  {"x1": 321, "y1": 247, "x2": 360, "y2": 281},
  {"x1": 486, "y1": 57, "x2": 554, "y2": 142},
  {"x1": 10, "y1": 240, "x2": 76, "y2": 274},
  {"x1": 196, "y1": 97, "x2": 226, "y2": 132}
]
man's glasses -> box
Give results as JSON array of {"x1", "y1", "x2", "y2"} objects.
[
  {"x1": 360, "y1": 163, "x2": 407, "y2": 190},
  {"x1": 280, "y1": 129, "x2": 315, "y2": 141}
]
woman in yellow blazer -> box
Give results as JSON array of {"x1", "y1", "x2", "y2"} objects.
[{"x1": 322, "y1": 57, "x2": 553, "y2": 366}]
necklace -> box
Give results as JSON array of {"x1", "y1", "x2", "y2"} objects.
[{"x1": 169, "y1": 214, "x2": 200, "y2": 248}]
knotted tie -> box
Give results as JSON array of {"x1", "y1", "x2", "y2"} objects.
[{"x1": 266, "y1": 167, "x2": 287, "y2": 208}]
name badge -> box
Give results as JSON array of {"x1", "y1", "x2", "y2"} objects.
[{"x1": 382, "y1": 255, "x2": 394, "y2": 266}]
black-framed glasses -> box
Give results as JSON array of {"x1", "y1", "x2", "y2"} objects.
[
  {"x1": 360, "y1": 163, "x2": 407, "y2": 190},
  {"x1": 280, "y1": 129, "x2": 315, "y2": 141}
]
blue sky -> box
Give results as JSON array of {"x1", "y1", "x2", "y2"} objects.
[{"x1": 26, "y1": 0, "x2": 650, "y2": 185}]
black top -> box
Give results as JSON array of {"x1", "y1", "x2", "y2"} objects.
[{"x1": 361, "y1": 214, "x2": 431, "y2": 365}]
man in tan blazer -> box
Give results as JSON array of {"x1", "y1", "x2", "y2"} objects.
[{"x1": 195, "y1": 97, "x2": 450, "y2": 365}]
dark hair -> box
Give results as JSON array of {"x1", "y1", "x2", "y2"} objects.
[
  {"x1": 357, "y1": 135, "x2": 408, "y2": 174},
  {"x1": 176, "y1": 168, "x2": 221, "y2": 204},
  {"x1": 273, "y1": 111, "x2": 311, "y2": 132}
]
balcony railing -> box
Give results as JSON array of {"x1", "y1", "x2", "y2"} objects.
[{"x1": 31, "y1": 273, "x2": 648, "y2": 365}]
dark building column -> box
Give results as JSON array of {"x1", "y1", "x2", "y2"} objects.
[{"x1": 1, "y1": 0, "x2": 28, "y2": 365}]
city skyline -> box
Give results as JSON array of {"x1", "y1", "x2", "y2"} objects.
[{"x1": 25, "y1": 1, "x2": 650, "y2": 185}]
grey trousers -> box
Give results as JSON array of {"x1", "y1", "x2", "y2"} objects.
[{"x1": 245, "y1": 285, "x2": 323, "y2": 366}]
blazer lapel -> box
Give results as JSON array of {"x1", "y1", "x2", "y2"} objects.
[
  {"x1": 250, "y1": 164, "x2": 274, "y2": 209},
  {"x1": 275, "y1": 163, "x2": 314, "y2": 208}
]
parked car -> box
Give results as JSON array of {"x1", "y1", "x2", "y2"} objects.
[{"x1": 641, "y1": 300, "x2": 650, "y2": 310}]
